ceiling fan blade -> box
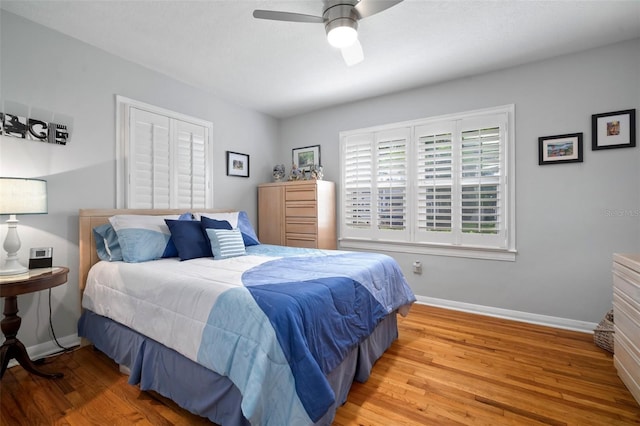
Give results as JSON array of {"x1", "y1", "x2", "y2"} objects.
[
  {"x1": 353, "y1": 0, "x2": 404, "y2": 19},
  {"x1": 252, "y1": 10, "x2": 324, "y2": 23},
  {"x1": 341, "y1": 40, "x2": 364, "y2": 66}
]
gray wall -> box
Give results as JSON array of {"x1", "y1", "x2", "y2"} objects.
[
  {"x1": 279, "y1": 38, "x2": 640, "y2": 323},
  {"x1": 0, "y1": 12, "x2": 280, "y2": 349},
  {"x1": 1, "y1": 9, "x2": 638, "y2": 355}
]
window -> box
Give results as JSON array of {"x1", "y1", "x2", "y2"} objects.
[
  {"x1": 116, "y1": 96, "x2": 213, "y2": 209},
  {"x1": 340, "y1": 105, "x2": 515, "y2": 260}
]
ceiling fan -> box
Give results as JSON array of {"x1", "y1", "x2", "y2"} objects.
[{"x1": 253, "y1": 0, "x2": 404, "y2": 66}]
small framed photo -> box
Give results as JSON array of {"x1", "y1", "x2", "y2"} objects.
[
  {"x1": 592, "y1": 109, "x2": 636, "y2": 150},
  {"x1": 292, "y1": 145, "x2": 321, "y2": 172},
  {"x1": 226, "y1": 151, "x2": 250, "y2": 177},
  {"x1": 538, "y1": 133, "x2": 583, "y2": 165}
]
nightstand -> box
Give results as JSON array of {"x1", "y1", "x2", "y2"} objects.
[{"x1": 0, "y1": 266, "x2": 69, "y2": 379}]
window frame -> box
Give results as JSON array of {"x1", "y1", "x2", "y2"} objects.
[
  {"x1": 339, "y1": 105, "x2": 516, "y2": 261},
  {"x1": 115, "y1": 95, "x2": 214, "y2": 209}
]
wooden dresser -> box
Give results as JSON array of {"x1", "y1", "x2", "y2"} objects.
[
  {"x1": 258, "y1": 180, "x2": 336, "y2": 249},
  {"x1": 612, "y1": 253, "x2": 640, "y2": 405}
]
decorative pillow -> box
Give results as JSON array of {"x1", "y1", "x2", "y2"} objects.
[
  {"x1": 206, "y1": 228, "x2": 246, "y2": 259},
  {"x1": 237, "y1": 211, "x2": 260, "y2": 246},
  {"x1": 163, "y1": 212, "x2": 195, "y2": 258},
  {"x1": 165, "y1": 219, "x2": 212, "y2": 261},
  {"x1": 200, "y1": 215, "x2": 232, "y2": 231},
  {"x1": 197, "y1": 211, "x2": 260, "y2": 246},
  {"x1": 93, "y1": 223, "x2": 123, "y2": 261},
  {"x1": 108, "y1": 214, "x2": 181, "y2": 263}
]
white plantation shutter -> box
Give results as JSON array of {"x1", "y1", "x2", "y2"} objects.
[
  {"x1": 130, "y1": 108, "x2": 171, "y2": 208},
  {"x1": 176, "y1": 121, "x2": 208, "y2": 209},
  {"x1": 340, "y1": 105, "x2": 514, "y2": 256},
  {"x1": 459, "y1": 115, "x2": 507, "y2": 248},
  {"x1": 119, "y1": 97, "x2": 213, "y2": 209},
  {"x1": 343, "y1": 133, "x2": 373, "y2": 235},
  {"x1": 415, "y1": 123, "x2": 455, "y2": 243},
  {"x1": 342, "y1": 128, "x2": 409, "y2": 241},
  {"x1": 375, "y1": 129, "x2": 409, "y2": 240}
]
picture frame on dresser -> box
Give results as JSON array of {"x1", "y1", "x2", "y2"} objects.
[
  {"x1": 292, "y1": 145, "x2": 320, "y2": 172},
  {"x1": 226, "y1": 151, "x2": 250, "y2": 178}
]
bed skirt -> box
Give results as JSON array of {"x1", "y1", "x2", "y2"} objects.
[{"x1": 78, "y1": 309, "x2": 398, "y2": 425}]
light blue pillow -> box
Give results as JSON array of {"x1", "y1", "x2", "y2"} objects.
[
  {"x1": 205, "y1": 228, "x2": 246, "y2": 259},
  {"x1": 93, "y1": 223, "x2": 123, "y2": 261},
  {"x1": 109, "y1": 214, "x2": 182, "y2": 263}
]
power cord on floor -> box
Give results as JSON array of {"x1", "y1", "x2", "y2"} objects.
[
  {"x1": 33, "y1": 289, "x2": 79, "y2": 365},
  {"x1": 48, "y1": 287, "x2": 75, "y2": 352}
]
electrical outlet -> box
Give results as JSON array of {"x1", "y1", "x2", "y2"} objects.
[{"x1": 412, "y1": 260, "x2": 422, "y2": 274}]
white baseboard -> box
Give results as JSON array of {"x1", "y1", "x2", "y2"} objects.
[
  {"x1": 7, "y1": 334, "x2": 81, "y2": 369},
  {"x1": 415, "y1": 295, "x2": 598, "y2": 334},
  {"x1": 8, "y1": 300, "x2": 596, "y2": 371}
]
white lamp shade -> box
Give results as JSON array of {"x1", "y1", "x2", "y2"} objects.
[
  {"x1": 327, "y1": 25, "x2": 358, "y2": 49},
  {"x1": 0, "y1": 177, "x2": 48, "y2": 215}
]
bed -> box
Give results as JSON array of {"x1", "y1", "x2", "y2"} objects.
[{"x1": 77, "y1": 208, "x2": 416, "y2": 425}]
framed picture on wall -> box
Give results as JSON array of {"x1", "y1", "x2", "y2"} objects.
[
  {"x1": 538, "y1": 133, "x2": 583, "y2": 165},
  {"x1": 292, "y1": 145, "x2": 321, "y2": 172},
  {"x1": 592, "y1": 109, "x2": 636, "y2": 150},
  {"x1": 226, "y1": 151, "x2": 250, "y2": 177}
]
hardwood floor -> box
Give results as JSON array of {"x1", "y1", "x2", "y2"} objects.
[{"x1": 2, "y1": 304, "x2": 639, "y2": 425}]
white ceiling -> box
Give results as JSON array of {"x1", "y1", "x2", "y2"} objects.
[{"x1": 2, "y1": 1, "x2": 640, "y2": 118}]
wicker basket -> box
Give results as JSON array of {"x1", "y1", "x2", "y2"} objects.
[{"x1": 594, "y1": 309, "x2": 614, "y2": 353}]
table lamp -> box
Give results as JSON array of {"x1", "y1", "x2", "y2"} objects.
[{"x1": 0, "y1": 178, "x2": 48, "y2": 276}]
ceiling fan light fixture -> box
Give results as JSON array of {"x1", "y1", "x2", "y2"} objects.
[
  {"x1": 327, "y1": 19, "x2": 358, "y2": 49},
  {"x1": 327, "y1": 24, "x2": 358, "y2": 48}
]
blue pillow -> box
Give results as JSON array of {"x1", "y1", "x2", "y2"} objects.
[
  {"x1": 163, "y1": 212, "x2": 195, "y2": 258},
  {"x1": 206, "y1": 228, "x2": 246, "y2": 259},
  {"x1": 200, "y1": 215, "x2": 232, "y2": 231},
  {"x1": 165, "y1": 219, "x2": 212, "y2": 261},
  {"x1": 237, "y1": 211, "x2": 260, "y2": 246},
  {"x1": 109, "y1": 214, "x2": 181, "y2": 263},
  {"x1": 93, "y1": 223, "x2": 123, "y2": 261}
]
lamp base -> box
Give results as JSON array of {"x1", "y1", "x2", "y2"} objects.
[
  {"x1": 1, "y1": 215, "x2": 29, "y2": 276},
  {"x1": 0, "y1": 258, "x2": 29, "y2": 276}
]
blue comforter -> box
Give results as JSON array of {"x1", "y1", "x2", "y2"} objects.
[{"x1": 197, "y1": 249, "x2": 415, "y2": 425}]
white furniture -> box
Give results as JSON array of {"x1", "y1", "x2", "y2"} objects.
[
  {"x1": 613, "y1": 253, "x2": 640, "y2": 404},
  {"x1": 258, "y1": 180, "x2": 336, "y2": 249}
]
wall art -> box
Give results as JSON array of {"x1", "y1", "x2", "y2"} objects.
[
  {"x1": 292, "y1": 145, "x2": 320, "y2": 172},
  {"x1": 226, "y1": 151, "x2": 250, "y2": 177},
  {"x1": 592, "y1": 109, "x2": 636, "y2": 150},
  {"x1": 538, "y1": 133, "x2": 583, "y2": 165},
  {"x1": 1, "y1": 112, "x2": 69, "y2": 145}
]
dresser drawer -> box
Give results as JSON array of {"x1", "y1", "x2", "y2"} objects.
[
  {"x1": 285, "y1": 187, "x2": 316, "y2": 201},
  {"x1": 286, "y1": 234, "x2": 317, "y2": 249},
  {"x1": 614, "y1": 291, "x2": 640, "y2": 348},
  {"x1": 614, "y1": 332, "x2": 640, "y2": 404},
  {"x1": 286, "y1": 218, "x2": 317, "y2": 235},
  {"x1": 285, "y1": 202, "x2": 316, "y2": 217},
  {"x1": 614, "y1": 262, "x2": 640, "y2": 303}
]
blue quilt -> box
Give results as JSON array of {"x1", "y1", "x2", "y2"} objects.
[{"x1": 196, "y1": 250, "x2": 415, "y2": 425}]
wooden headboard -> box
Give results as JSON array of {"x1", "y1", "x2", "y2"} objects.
[{"x1": 78, "y1": 208, "x2": 235, "y2": 294}]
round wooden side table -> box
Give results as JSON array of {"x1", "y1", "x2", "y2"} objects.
[{"x1": 0, "y1": 266, "x2": 69, "y2": 379}]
